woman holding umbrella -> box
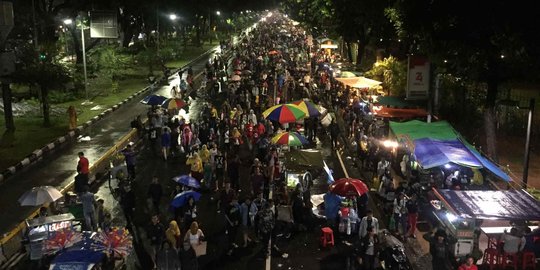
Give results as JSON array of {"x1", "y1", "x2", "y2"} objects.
[{"x1": 182, "y1": 197, "x2": 198, "y2": 230}]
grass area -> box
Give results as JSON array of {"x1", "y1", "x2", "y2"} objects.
[
  {"x1": 165, "y1": 42, "x2": 218, "y2": 69},
  {"x1": 0, "y1": 42, "x2": 218, "y2": 172},
  {"x1": 0, "y1": 117, "x2": 67, "y2": 170}
]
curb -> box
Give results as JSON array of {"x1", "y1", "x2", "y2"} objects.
[{"x1": 0, "y1": 46, "x2": 220, "y2": 186}]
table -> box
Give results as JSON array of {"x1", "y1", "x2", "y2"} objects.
[{"x1": 481, "y1": 226, "x2": 537, "y2": 249}]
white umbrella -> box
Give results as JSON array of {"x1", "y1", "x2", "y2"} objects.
[{"x1": 18, "y1": 186, "x2": 63, "y2": 206}]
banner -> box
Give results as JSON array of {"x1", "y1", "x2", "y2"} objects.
[
  {"x1": 90, "y1": 11, "x2": 118, "y2": 38},
  {"x1": 406, "y1": 56, "x2": 430, "y2": 100}
]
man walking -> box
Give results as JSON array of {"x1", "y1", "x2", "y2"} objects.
[
  {"x1": 122, "y1": 143, "x2": 137, "y2": 180},
  {"x1": 147, "y1": 176, "x2": 163, "y2": 214},
  {"x1": 80, "y1": 187, "x2": 97, "y2": 231},
  {"x1": 76, "y1": 152, "x2": 90, "y2": 193}
]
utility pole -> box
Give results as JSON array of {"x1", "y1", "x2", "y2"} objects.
[
  {"x1": 31, "y1": 0, "x2": 38, "y2": 50},
  {"x1": 81, "y1": 23, "x2": 88, "y2": 101},
  {"x1": 522, "y1": 98, "x2": 535, "y2": 187},
  {"x1": 0, "y1": 1, "x2": 15, "y2": 132}
]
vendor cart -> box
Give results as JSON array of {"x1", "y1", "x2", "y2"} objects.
[
  {"x1": 283, "y1": 149, "x2": 325, "y2": 190},
  {"x1": 24, "y1": 213, "x2": 78, "y2": 260},
  {"x1": 428, "y1": 188, "x2": 540, "y2": 260}
]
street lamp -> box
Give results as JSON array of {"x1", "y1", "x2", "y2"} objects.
[
  {"x1": 216, "y1": 11, "x2": 221, "y2": 16},
  {"x1": 69, "y1": 15, "x2": 89, "y2": 102},
  {"x1": 61, "y1": 19, "x2": 72, "y2": 61},
  {"x1": 169, "y1": 14, "x2": 177, "y2": 20}
]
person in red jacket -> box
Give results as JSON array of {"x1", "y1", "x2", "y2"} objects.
[
  {"x1": 77, "y1": 152, "x2": 89, "y2": 175},
  {"x1": 458, "y1": 255, "x2": 478, "y2": 270}
]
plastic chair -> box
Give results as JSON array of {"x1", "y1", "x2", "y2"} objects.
[
  {"x1": 500, "y1": 252, "x2": 519, "y2": 270},
  {"x1": 482, "y1": 248, "x2": 500, "y2": 270},
  {"x1": 320, "y1": 227, "x2": 335, "y2": 248},
  {"x1": 522, "y1": 251, "x2": 536, "y2": 269}
]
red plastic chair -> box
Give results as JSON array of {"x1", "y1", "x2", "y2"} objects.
[
  {"x1": 482, "y1": 248, "x2": 500, "y2": 270},
  {"x1": 500, "y1": 252, "x2": 519, "y2": 270},
  {"x1": 320, "y1": 227, "x2": 335, "y2": 248},
  {"x1": 522, "y1": 251, "x2": 536, "y2": 269}
]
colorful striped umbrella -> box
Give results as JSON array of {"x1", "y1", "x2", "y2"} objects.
[
  {"x1": 161, "y1": 98, "x2": 186, "y2": 109},
  {"x1": 263, "y1": 104, "x2": 306, "y2": 123},
  {"x1": 271, "y1": 132, "x2": 309, "y2": 146},
  {"x1": 93, "y1": 227, "x2": 133, "y2": 257},
  {"x1": 291, "y1": 100, "x2": 321, "y2": 117}
]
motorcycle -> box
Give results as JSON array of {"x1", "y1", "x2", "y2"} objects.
[{"x1": 378, "y1": 230, "x2": 413, "y2": 270}]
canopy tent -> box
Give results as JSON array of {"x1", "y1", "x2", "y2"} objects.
[
  {"x1": 434, "y1": 189, "x2": 540, "y2": 221},
  {"x1": 372, "y1": 107, "x2": 428, "y2": 119},
  {"x1": 414, "y1": 138, "x2": 482, "y2": 169},
  {"x1": 284, "y1": 149, "x2": 324, "y2": 170},
  {"x1": 390, "y1": 120, "x2": 512, "y2": 182},
  {"x1": 335, "y1": 77, "x2": 382, "y2": 89},
  {"x1": 464, "y1": 143, "x2": 512, "y2": 182},
  {"x1": 389, "y1": 120, "x2": 459, "y2": 147}
]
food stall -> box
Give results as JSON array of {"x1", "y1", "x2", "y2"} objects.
[
  {"x1": 429, "y1": 188, "x2": 540, "y2": 258},
  {"x1": 284, "y1": 149, "x2": 324, "y2": 190},
  {"x1": 24, "y1": 213, "x2": 78, "y2": 260}
]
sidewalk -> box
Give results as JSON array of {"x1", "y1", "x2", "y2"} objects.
[{"x1": 0, "y1": 46, "x2": 221, "y2": 241}]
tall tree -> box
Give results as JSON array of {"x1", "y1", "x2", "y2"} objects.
[{"x1": 386, "y1": 0, "x2": 540, "y2": 160}]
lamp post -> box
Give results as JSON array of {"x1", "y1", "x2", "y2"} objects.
[{"x1": 66, "y1": 17, "x2": 88, "y2": 102}]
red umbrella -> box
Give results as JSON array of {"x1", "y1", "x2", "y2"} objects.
[{"x1": 329, "y1": 178, "x2": 369, "y2": 197}]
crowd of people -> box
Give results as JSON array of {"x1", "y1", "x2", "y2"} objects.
[
  {"x1": 68, "y1": 11, "x2": 540, "y2": 270},
  {"x1": 122, "y1": 15, "x2": 328, "y2": 269}
]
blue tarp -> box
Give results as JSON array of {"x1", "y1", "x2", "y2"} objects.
[
  {"x1": 465, "y1": 144, "x2": 512, "y2": 182},
  {"x1": 436, "y1": 189, "x2": 540, "y2": 220},
  {"x1": 51, "y1": 249, "x2": 104, "y2": 270},
  {"x1": 414, "y1": 138, "x2": 483, "y2": 169}
]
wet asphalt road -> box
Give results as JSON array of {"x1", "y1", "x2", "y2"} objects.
[{"x1": 0, "y1": 46, "x2": 221, "y2": 235}]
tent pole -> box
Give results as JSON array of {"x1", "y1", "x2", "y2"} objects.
[{"x1": 522, "y1": 98, "x2": 535, "y2": 188}]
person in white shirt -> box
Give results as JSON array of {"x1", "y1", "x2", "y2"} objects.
[
  {"x1": 501, "y1": 228, "x2": 526, "y2": 254},
  {"x1": 393, "y1": 193, "x2": 407, "y2": 235},
  {"x1": 358, "y1": 209, "x2": 379, "y2": 238}
]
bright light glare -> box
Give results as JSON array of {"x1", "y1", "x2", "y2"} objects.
[
  {"x1": 444, "y1": 163, "x2": 452, "y2": 169},
  {"x1": 63, "y1": 19, "x2": 73, "y2": 25},
  {"x1": 216, "y1": 11, "x2": 221, "y2": 16},
  {"x1": 446, "y1": 212, "x2": 458, "y2": 222},
  {"x1": 382, "y1": 140, "x2": 399, "y2": 148},
  {"x1": 169, "y1": 14, "x2": 177, "y2": 20}
]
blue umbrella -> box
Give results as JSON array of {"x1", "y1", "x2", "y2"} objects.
[
  {"x1": 140, "y1": 94, "x2": 167, "y2": 105},
  {"x1": 171, "y1": 190, "x2": 201, "y2": 208},
  {"x1": 172, "y1": 175, "x2": 200, "y2": 188}
]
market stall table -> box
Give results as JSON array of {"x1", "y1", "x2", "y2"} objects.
[{"x1": 481, "y1": 226, "x2": 537, "y2": 249}]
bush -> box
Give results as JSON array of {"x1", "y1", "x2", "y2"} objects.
[
  {"x1": 365, "y1": 56, "x2": 407, "y2": 96},
  {"x1": 49, "y1": 90, "x2": 77, "y2": 104}
]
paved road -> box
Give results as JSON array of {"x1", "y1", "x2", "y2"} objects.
[{"x1": 0, "y1": 46, "x2": 222, "y2": 235}]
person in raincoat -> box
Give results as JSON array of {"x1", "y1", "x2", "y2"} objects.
[
  {"x1": 198, "y1": 144, "x2": 210, "y2": 165},
  {"x1": 186, "y1": 153, "x2": 203, "y2": 180}
]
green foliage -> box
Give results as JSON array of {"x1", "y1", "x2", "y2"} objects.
[
  {"x1": 89, "y1": 45, "x2": 130, "y2": 81},
  {"x1": 49, "y1": 90, "x2": 78, "y2": 104},
  {"x1": 365, "y1": 56, "x2": 406, "y2": 96},
  {"x1": 136, "y1": 49, "x2": 160, "y2": 73}
]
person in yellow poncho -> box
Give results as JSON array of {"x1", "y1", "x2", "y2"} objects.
[
  {"x1": 165, "y1": 220, "x2": 181, "y2": 250},
  {"x1": 186, "y1": 152, "x2": 203, "y2": 180},
  {"x1": 198, "y1": 145, "x2": 210, "y2": 164}
]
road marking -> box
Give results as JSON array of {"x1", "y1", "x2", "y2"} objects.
[{"x1": 336, "y1": 149, "x2": 349, "y2": 178}]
